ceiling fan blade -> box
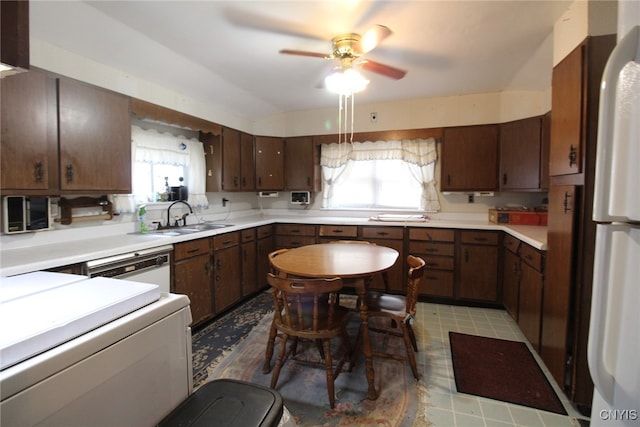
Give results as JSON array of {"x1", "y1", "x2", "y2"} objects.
[
  {"x1": 280, "y1": 49, "x2": 330, "y2": 59},
  {"x1": 361, "y1": 60, "x2": 407, "y2": 80},
  {"x1": 360, "y1": 25, "x2": 392, "y2": 54}
]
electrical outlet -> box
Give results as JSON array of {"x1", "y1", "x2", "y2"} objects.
[
  {"x1": 370, "y1": 112, "x2": 378, "y2": 123},
  {"x1": 468, "y1": 194, "x2": 475, "y2": 203}
]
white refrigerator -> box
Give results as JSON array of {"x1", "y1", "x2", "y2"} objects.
[{"x1": 588, "y1": 11, "x2": 640, "y2": 427}]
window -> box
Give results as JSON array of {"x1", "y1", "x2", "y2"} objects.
[
  {"x1": 111, "y1": 126, "x2": 208, "y2": 213},
  {"x1": 320, "y1": 138, "x2": 440, "y2": 212}
]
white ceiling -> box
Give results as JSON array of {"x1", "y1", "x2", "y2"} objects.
[{"x1": 29, "y1": 1, "x2": 572, "y2": 122}]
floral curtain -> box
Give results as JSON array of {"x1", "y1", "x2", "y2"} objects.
[
  {"x1": 320, "y1": 138, "x2": 440, "y2": 211},
  {"x1": 111, "y1": 126, "x2": 208, "y2": 213}
]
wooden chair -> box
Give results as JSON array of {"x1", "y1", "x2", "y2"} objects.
[
  {"x1": 263, "y1": 248, "x2": 290, "y2": 374},
  {"x1": 362, "y1": 255, "x2": 425, "y2": 379},
  {"x1": 267, "y1": 273, "x2": 352, "y2": 409}
]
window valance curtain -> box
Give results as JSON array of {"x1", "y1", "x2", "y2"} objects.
[
  {"x1": 111, "y1": 126, "x2": 208, "y2": 213},
  {"x1": 320, "y1": 138, "x2": 440, "y2": 212}
]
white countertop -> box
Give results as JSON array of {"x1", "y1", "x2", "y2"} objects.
[{"x1": 0, "y1": 211, "x2": 547, "y2": 277}]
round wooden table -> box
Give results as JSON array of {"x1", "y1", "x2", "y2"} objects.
[{"x1": 269, "y1": 243, "x2": 399, "y2": 400}]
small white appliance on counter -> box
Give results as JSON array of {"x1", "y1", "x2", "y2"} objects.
[
  {"x1": 0, "y1": 271, "x2": 193, "y2": 426},
  {"x1": 588, "y1": 13, "x2": 640, "y2": 427}
]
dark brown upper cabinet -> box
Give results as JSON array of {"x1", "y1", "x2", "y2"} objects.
[{"x1": 441, "y1": 124, "x2": 499, "y2": 192}]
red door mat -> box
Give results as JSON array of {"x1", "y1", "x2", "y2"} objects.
[{"x1": 449, "y1": 332, "x2": 567, "y2": 415}]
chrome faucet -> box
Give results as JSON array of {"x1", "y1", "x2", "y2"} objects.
[{"x1": 167, "y1": 200, "x2": 193, "y2": 227}]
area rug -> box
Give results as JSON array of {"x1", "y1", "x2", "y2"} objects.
[
  {"x1": 449, "y1": 332, "x2": 567, "y2": 415},
  {"x1": 192, "y1": 291, "x2": 274, "y2": 388},
  {"x1": 205, "y1": 310, "x2": 421, "y2": 426}
]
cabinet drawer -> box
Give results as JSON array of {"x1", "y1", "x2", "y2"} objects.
[
  {"x1": 520, "y1": 244, "x2": 544, "y2": 272},
  {"x1": 420, "y1": 270, "x2": 454, "y2": 298},
  {"x1": 423, "y1": 255, "x2": 455, "y2": 271},
  {"x1": 318, "y1": 225, "x2": 358, "y2": 238},
  {"x1": 241, "y1": 228, "x2": 256, "y2": 243},
  {"x1": 503, "y1": 234, "x2": 521, "y2": 253},
  {"x1": 408, "y1": 228, "x2": 454, "y2": 242},
  {"x1": 275, "y1": 224, "x2": 316, "y2": 236},
  {"x1": 409, "y1": 241, "x2": 454, "y2": 257},
  {"x1": 174, "y1": 238, "x2": 210, "y2": 261},
  {"x1": 361, "y1": 226, "x2": 403, "y2": 240},
  {"x1": 256, "y1": 225, "x2": 273, "y2": 239},
  {"x1": 275, "y1": 235, "x2": 316, "y2": 248},
  {"x1": 461, "y1": 231, "x2": 499, "y2": 245},
  {"x1": 213, "y1": 232, "x2": 240, "y2": 251}
]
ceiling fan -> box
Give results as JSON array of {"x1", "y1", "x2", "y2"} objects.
[{"x1": 279, "y1": 25, "x2": 407, "y2": 80}]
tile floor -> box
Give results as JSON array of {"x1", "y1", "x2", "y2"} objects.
[{"x1": 414, "y1": 302, "x2": 590, "y2": 427}]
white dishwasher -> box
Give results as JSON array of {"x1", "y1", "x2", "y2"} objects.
[{"x1": 85, "y1": 244, "x2": 173, "y2": 293}]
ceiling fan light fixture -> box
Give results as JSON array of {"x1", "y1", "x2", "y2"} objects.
[{"x1": 325, "y1": 68, "x2": 369, "y2": 96}]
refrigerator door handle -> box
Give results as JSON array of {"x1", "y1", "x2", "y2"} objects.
[
  {"x1": 593, "y1": 25, "x2": 640, "y2": 222},
  {"x1": 587, "y1": 225, "x2": 615, "y2": 404}
]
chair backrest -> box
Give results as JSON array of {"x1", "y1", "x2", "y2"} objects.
[
  {"x1": 267, "y1": 273, "x2": 344, "y2": 334},
  {"x1": 406, "y1": 255, "x2": 426, "y2": 316},
  {"x1": 268, "y1": 248, "x2": 290, "y2": 276}
]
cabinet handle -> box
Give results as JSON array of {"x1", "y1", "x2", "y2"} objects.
[
  {"x1": 258, "y1": 177, "x2": 262, "y2": 186},
  {"x1": 568, "y1": 144, "x2": 577, "y2": 167},
  {"x1": 426, "y1": 275, "x2": 439, "y2": 280},
  {"x1": 426, "y1": 262, "x2": 440, "y2": 268},
  {"x1": 563, "y1": 191, "x2": 572, "y2": 214},
  {"x1": 464, "y1": 249, "x2": 469, "y2": 262},
  {"x1": 205, "y1": 261, "x2": 210, "y2": 274},
  {"x1": 503, "y1": 173, "x2": 508, "y2": 185},
  {"x1": 65, "y1": 164, "x2": 74, "y2": 184},
  {"x1": 377, "y1": 231, "x2": 389, "y2": 236},
  {"x1": 242, "y1": 177, "x2": 246, "y2": 187},
  {"x1": 34, "y1": 162, "x2": 44, "y2": 183},
  {"x1": 307, "y1": 177, "x2": 311, "y2": 186},
  {"x1": 473, "y1": 237, "x2": 488, "y2": 242},
  {"x1": 187, "y1": 247, "x2": 200, "y2": 254},
  {"x1": 233, "y1": 176, "x2": 239, "y2": 187},
  {"x1": 216, "y1": 259, "x2": 222, "y2": 270},
  {"x1": 447, "y1": 174, "x2": 452, "y2": 185},
  {"x1": 332, "y1": 229, "x2": 344, "y2": 233},
  {"x1": 425, "y1": 247, "x2": 439, "y2": 253}
]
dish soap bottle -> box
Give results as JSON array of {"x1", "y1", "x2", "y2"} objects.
[{"x1": 138, "y1": 205, "x2": 148, "y2": 233}]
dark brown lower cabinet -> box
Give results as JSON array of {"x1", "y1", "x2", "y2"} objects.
[
  {"x1": 173, "y1": 238, "x2": 212, "y2": 326},
  {"x1": 458, "y1": 231, "x2": 500, "y2": 303},
  {"x1": 518, "y1": 244, "x2": 544, "y2": 353},
  {"x1": 213, "y1": 233, "x2": 241, "y2": 313}
]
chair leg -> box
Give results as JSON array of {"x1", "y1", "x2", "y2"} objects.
[
  {"x1": 270, "y1": 333, "x2": 289, "y2": 389},
  {"x1": 263, "y1": 315, "x2": 278, "y2": 374},
  {"x1": 400, "y1": 323, "x2": 419, "y2": 380},
  {"x1": 322, "y1": 338, "x2": 336, "y2": 409},
  {"x1": 406, "y1": 321, "x2": 418, "y2": 352}
]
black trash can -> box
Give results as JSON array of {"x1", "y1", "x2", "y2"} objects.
[{"x1": 158, "y1": 379, "x2": 283, "y2": 427}]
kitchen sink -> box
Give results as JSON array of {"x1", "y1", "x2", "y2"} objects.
[{"x1": 129, "y1": 223, "x2": 233, "y2": 236}]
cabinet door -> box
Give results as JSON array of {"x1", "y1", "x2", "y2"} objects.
[
  {"x1": 285, "y1": 136, "x2": 314, "y2": 190},
  {"x1": 550, "y1": 44, "x2": 584, "y2": 176},
  {"x1": 458, "y1": 231, "x2": 499, "y2": 302},
  {"x1": 499, "y1": 116, "x2": 542, "y2": 190},
  {"x1": 255, "y1": 136, "x2": 284, "y2": 190},
  {"x1": 256, "y1": 232, "x2": 274, "y2": 289},
  {"x1": 541, "y1": 185, "x2": 577, "y2": 386},
  {"x1": 502, "y1": 249, "x2": 520, "y2": 320},
  {"x1": 58, "y1": 77, "x2": 131, "y2": 193},
  {"x1": 202, "y1": 132, "x2": 222, "y2": 192},
  {"x1": 366, "y1": 237, "x2": 404, "y2": 292},
  {"x1": 441, "y1": 125, "x2": 498, "y2": 191},
  {"x1": 221, "y1": 127, "x2": 241, "y2": 191},
  {"x1": 240, "y1": 132, "x2": 255, "y2": 191},
  {"x1": 1, "y1": 69, "x2": 55, "y2": 192},
  {"x1": 519, "y1": 260, "x2": 543, "y2": 352},
  {"x1": 174, "y1": 254, "x2": 212, "y2": 325},
  {"x1": 241, "y1": 240, "x2": 258, "y2": 296},
  {"x1": 214, "y1": 245, "x2": 241, "y2": 313}
]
